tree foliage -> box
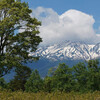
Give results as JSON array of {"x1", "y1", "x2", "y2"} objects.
[
  {"x1": 87, "y1": 60, "x2": 100, "y2": 91},
  {"x1": 25, "y1": 70, "x2": 43, "y2": 92},
  {"x1": 2, "y1": 59, "x2": 100, "y2": 93},
  {"x1": 43, "y1": 60, "x2": 100, "y2": 93},
  {"x1": 43, "y1": 63, "x2": 74, "y2": 92},
  {"x1": 0, "y1": 77, "x2": 7, "y2": 89},
  {"x1": 0, "y1": 0, "x2": 42, "y2": 77},
  {"x1": 8, "y1": 66, "x2": 31, "y2": 91}
]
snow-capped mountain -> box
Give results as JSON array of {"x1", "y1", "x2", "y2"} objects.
[
  {"x1": 5, "y1": 41, "x2": 100, "y2": 81},
  {"x1": 31, "y1": 41, "x2": 100, "y2": 61}
]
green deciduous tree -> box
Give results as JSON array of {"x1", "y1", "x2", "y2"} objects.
[
  {"x1": 44, "y1": 63, "x2": 74, "y2": 92},
  {"x1": 0, "y1": 0, "x2": 42, "y2": 77},
  {"x1": 44, "y1": 60, "x2": 100, "y2": 93},
  {"x1": 0, "y1": 77, "x2": 7, "y2": 89},
  {"x1": 52, "y1": 63, "x2": 73, "y2": 92},
  {"x1": 43, "y1": 76, "x2": 53, "y2": 92},
  {"x1": 73, "y1": 60, "x2": 100, "y2": 92},
  {"x1": 25, "y1": 70, "x2": 43, "y2": 92},
  {"x1": 8, "y1": 65, "x2": 31, "y2": 91},
  {"x1": 87, "y1": 60, "x2": 100, "y2": 91},
  {"x1": 73, "y1": 62, "x2": 88, "y2": 92}
]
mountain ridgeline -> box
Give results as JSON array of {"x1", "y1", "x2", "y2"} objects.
[
  {"x1": 31, "y1": 41, "x2": 100, "y2": 61},
  {"x1": 4, "y1": 41, "x2": 100, "y2": 81}
]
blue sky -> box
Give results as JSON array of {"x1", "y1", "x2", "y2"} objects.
[
  {"x1": 22, "y1": 0, "x2": 100, "y2": 45},
  {"x1": 22, "y1": 0, "x2": 100, "y2": 28}
]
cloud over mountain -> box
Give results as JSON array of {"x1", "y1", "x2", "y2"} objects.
[{"x1": 31, "y1": 7, "x2": 100, "y2": 45}]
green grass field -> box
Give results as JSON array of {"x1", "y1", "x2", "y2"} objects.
[{"x1": 0, "y1": 91, "x2": 100, "y2": 100}]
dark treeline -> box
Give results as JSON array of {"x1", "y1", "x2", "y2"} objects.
[{"x1": 0, "y1": 59, "x2": 100, "y2": 93}]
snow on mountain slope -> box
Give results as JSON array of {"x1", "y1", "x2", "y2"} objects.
[{"x1": 31, "y1": 41, "x2": 100, "y2": 61}]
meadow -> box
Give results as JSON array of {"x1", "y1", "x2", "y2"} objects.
[{"x1": 0, "y1": 91, "x2": 100, "y2": 100}]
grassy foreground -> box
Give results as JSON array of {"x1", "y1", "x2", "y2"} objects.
[{"x1": 0, "y1": 91, "x2": 100, "y2": 100}]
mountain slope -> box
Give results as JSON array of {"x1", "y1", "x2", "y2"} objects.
[
  {"x1": 4, "y1": 41, "x2": 100, "y2": 81},
  {"x1": 31, "y1": 41, "x2": 100, "y2": 61}
]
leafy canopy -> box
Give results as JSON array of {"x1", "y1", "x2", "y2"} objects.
[
  {"x1": 25, "y1": 70, "x2": 43, "y2": 92},
  {"x1": 9, "y1": 66, "x2": 31, "y2": 91},
  {"x1": 0, "y1": 0, "x2": 42, "y2": 77}
]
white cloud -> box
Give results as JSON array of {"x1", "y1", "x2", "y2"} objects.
[{"x1": 31, "y1": 7, "x2": 100, "y2": 45}]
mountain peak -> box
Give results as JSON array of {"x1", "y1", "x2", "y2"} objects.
[{"x1": 31, "y1": 41, "x2": 100, "y2": 61}]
